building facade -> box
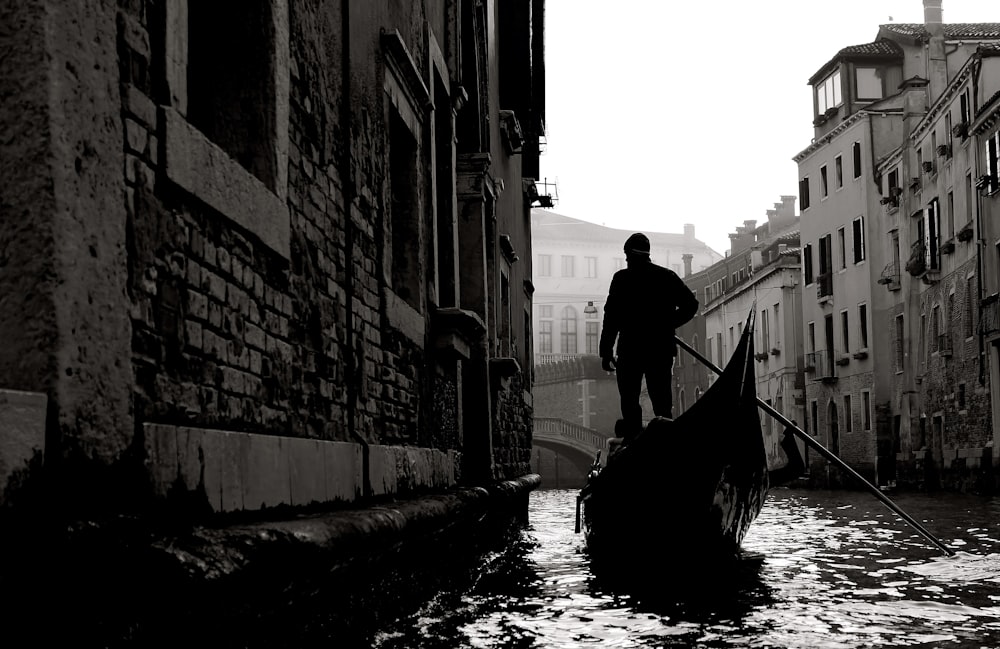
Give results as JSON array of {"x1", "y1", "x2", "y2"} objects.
[
  {"x1": 0, "y1": 0, "x2": 545, "y2": 515},
  {"x1": 700, "y1": 200, "x2": 805, "y2": 470},
  {"x1": 794, "y1": 3, "x2": 1000, "y2": 488}
]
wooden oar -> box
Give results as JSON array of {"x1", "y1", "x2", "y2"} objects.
[{"x1": 675, "y1": 336, "x2": 955, "y2": 557}]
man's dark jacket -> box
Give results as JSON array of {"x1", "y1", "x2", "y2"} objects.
[{"x1": 599, "y1": 261, "x2": 699, "y2": 361}]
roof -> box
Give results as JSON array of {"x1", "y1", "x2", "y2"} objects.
[
  {"x1": 530, "y1": 209, "x2": 720, "y2": 255},
  {"x1": 808, "y1": 23, "x2": 1000, "y2": 85},
  {"x1": 809, "y1": 40, "x2": 903, "y2": 84},
  {"x1": 879, "y1": 23, "x2": 1000, "y2": 40}
]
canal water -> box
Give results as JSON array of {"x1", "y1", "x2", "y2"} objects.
[{"x1": 373, "y1": 487, "x2": 1000, "y2": 649}]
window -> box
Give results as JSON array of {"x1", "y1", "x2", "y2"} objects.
[
  {"x1": 800, "y1": 177, "x2": 811, "y2": 210},
  {"x1": 560, "y1": 306, "x2": 578, "y2": 353},
  {"x1": 164, "y1": 0, "x2": 291, "y2": 258},
  {"x1": 810, "y1": 400, "x2": 818, "y2": 437},
  {"x1": 862, "y1": 391, "x2": 871, "y2": 431},
  {"x1": 585, "y1": 256, "x2": 598, "y2": 278},
  {"x1": 961, "y1": 89, "x2": 971, "y2": 126},
  {"x1": 895, "y1": 314, "x2": 904, "y2": 371},
  {"x1": 804, "y1": 243, "x2": 814, "y2": 284},
  {"x1": 614, "y1": 257, "x2": 625, "y2": 271},
  {"x1": 959, "y1": 383, "x2": 967, "y2": 410},
  {"x1": 967, "y1": 172, "x2": 974, "y2": 224},
  {"x1": 561, "y1": 255, "x2": 575, "y2": 277},
  {"x1": 808, "y1": 321, "x2": 816, "y2": 354},
  {"x1": 858, "y1": 303, "x2": 868, "y2": 349},
  {"x1": 585, "y1": 321, "x2": 599, "y2": 354},
  {"x1": 967, "y1": 276, "x2": 976, "y2": 338},
  {"x1": 853, "y1": 216, "x2": 866, "y2": 263},
  {"x1": 947, "y1": 190, "x2": 955, "y2": 240},
  {"x1": 853, "y1": 141, "x2": 862, "y2": 178},
  {"x1": 838, "y1": 227, "x2": 847, "y2": 270},
  {"x1": 841, "y1": 310, "x2": 850, "y2": 353},
  {"x1": 538, "y1": 320, "x2": 552, "y2": 354},
  {"x1": 693, "y1": 334, "x2": 700, "y2": 355},
  {"x1": 538, "y1": 254, "x2": 551, "y2": 277},
  {"x1": 761, "y1": 308, "x2": 770, "y2": 351},
  {"x1": 816, "y1": 69, "x2": 842, "y2": 114},
  {"x1": 924, "y1": 200, "x2": 940, "y2": 270},
  {"x1": 819, "y1": 234, "x2": 832, "y2": 276},
  {"x1": 539, "y1": 305, "x2": 553, "y2": 353},
  {"x1": 887, "y1": 168, "x2": 899, "y2": 196},
  {"x1": 987, "y1": 131, "x2": 1000, "y2": 194},
  {"x1": 835, "y1": 155, "x2": 843, "y2": 189},
  {"x1": 856, "y1": 67, "x2": 883, "y2": 100},
  {"x1": 716, "y1": 332, "x2": 723, "y2": 365},
  {"x1": 706, "y1": 337, "x2": 713, "y2": 367},
  {"x1": 821, "y1": 165, "x2": 829, "y2": 198},
  {"x1": 389, "y1": 109, "x2": 421, "y2": 309},
  {"x1": 773, "y1": 304, "x2": 781, "y2": 348},
  {"x1": 844, "y1": 395, "x2": 853, "y2": 433}
]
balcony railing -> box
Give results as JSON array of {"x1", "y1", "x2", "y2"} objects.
[
  {"x1": 535, "y1": 353, "x2": 585, "y2": 365},
  {"x1": 804, "y1": 350, "x2": 838, "y2": 380},
  {"x1": 877, "y1": 262, "x2": 901, "y2": 290},
  {"x1": 816, "y1": 272, "x2": 833, "y2": 300}
]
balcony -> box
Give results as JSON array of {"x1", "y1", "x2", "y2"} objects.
[
  {"x1": 877, "y1": 262, "x2": 901, "y2": 291},
  {"x1": 535, "y1": 353, "x2": 585, "y2": 365},
  {"x1": 816, "y1": 272, "x2": 833, "y2": 302},
  {"x1": 804, "y1": 350, "x2": 837, "y2": 381}
]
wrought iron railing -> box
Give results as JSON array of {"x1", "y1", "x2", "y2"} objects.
[
  {"x1": 816, "y1": 272, "x2": 833, "y2": 299},
  {"x1": 878, "y1": 262, "x2": 901, "y2": 289}
]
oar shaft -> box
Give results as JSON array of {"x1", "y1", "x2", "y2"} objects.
[{"x1": 674, "y1": 336, "x2": 954, "y2": 557}]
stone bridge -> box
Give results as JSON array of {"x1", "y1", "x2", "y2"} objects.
[{"x1": 532, "y1": 417, "x2": 611, "y2": 479}]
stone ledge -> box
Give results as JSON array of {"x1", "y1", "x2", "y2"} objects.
[
  {"x1": 143, "y1": 424, "x2": 363, "y2": 512},
  {"x1": 0, "y1": 389, "x2": 46, "y2": 505},
  {"x1": 143, "y1": 425, "x2": 463, "y2": 512},
  {"x1": 162, "y1": 106, "x2": 290, "y2": 259}
]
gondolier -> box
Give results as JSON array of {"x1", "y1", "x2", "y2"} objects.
[{"x1": 599, "y1": 232, "x2": 698, "y2": 440}]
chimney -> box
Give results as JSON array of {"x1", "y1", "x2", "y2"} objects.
[
  {"x1": 743, "y1": 219, "x2": 757, "y2": 231},
  {"x1": 683, "y1": 223, "x2": 695, "y2": 240},
  {"x1": 682, "y1": 253, "x2": 693, "y2": 277},
  {"x1": 925, "y1": 0, "x2": 947, "y2": 99},
  {"x1": 924, "y1": 0, "x2": 943, "y2": 36},
  {"x1": 766, "y1": 209, "x2": 778, "y2": 225},
  {"x1": 780, "y1": 195, "x2": 796, "y2": 216}
]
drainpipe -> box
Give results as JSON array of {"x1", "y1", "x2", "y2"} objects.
[{"x1": 340, "y1": 0, "x2": 371, "y2": 496}]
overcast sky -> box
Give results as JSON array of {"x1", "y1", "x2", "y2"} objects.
[{"x1": 539, "y1": 0, "x2": 996, "y2": 255}]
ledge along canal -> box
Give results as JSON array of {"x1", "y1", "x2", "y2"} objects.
[{"x1": 372, "y1": 487, "x2": 1000, "y2": 649}]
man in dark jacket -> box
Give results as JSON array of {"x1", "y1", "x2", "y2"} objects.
[{"x1": 599, "y1": 233, "x2": 699, "y2": 440}]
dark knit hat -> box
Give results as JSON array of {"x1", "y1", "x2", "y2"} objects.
[{"x1": 624, "y1": 233, "x2": 650, "y2": 256}]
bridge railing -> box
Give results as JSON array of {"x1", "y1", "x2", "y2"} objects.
[{"x1": 534, "y1": 417, "x2": 611, "y2": 451}]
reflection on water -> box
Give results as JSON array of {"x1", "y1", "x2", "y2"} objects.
[{"x1": 375, "y1": 488, "x2": 1000, "y2": 649}]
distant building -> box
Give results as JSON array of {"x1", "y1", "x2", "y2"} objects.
[
  {"x1": 695, "y1": 197, "x2": 805, "y2": 470},
  {"x1": 529, "y1": 209, "x2": 720, "y2": 433},
  {"x1": 530, "y1": 209, "x2": 721, "y2": 364}
]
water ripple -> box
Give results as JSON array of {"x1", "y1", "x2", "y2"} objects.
[{"x1": 375, "y1": 488, "x2": 1000, "y2": 648}]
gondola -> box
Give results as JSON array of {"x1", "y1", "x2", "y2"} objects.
[{"x1": 577, "y1": 319, "x2": 768, "y2": 569}]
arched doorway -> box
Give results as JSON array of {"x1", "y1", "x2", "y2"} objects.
[{"x1": 828, "y1": 400, "x2": 840, "y2": 455}]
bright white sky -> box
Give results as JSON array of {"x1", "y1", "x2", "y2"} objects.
[{"x1": 540, "y1": 0, "x2": 996, "y2": 256}]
